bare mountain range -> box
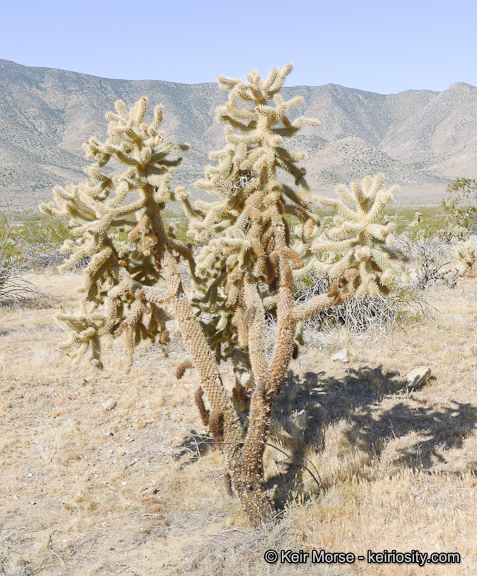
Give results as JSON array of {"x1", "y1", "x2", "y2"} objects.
[{"x1": 1, "y1": 59, "x2": 477, "y2": 210}]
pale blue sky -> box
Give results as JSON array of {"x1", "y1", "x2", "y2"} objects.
[{"x1": 1, "y1": 0, "x2": 476, "y2": 93}]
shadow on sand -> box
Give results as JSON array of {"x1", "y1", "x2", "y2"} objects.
[
  {"x1": 265, "y1": 366, "x2": 476, "y2": 507},
  {"x1": 174, "y1": 365, "x2": 476, "y2": 509}
]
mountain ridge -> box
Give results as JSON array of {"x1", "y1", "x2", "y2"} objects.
[{"x1": 1, "y1": 59, "x2": 476, "y2": 210}]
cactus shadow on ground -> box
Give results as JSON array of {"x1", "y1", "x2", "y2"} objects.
[
  {"x1": 173, "y1": 430, "x2": 217, "y2": 463},
  {"x1": 263, "y1": 367, "x2": 477, "y2": 508}
]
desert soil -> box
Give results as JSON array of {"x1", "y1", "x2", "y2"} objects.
[{"x1": 0, "y1": 271, "x2": 476, "y2": 575}]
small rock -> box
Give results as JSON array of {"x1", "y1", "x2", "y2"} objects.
[
  {"x1": 406, "y1": 367, "x2": 432, "y2": 390},
  {"x1": 103, "y1": 399, "x2": 117, "y2": 411},
  {"x1": 331, "y1": 348, "x2": 350, "y2": 362}
]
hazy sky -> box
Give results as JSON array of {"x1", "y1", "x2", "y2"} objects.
[{"x1": 2, "y1": 0, "x2": 476, "y2": 94}]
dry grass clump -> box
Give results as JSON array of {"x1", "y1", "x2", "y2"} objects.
[
  {"x1": 286, "y1": 469, "x2": 477, "y2": 576},
  {"x1": 0, "y1": 269, "x2": 476, "y2": 574}
]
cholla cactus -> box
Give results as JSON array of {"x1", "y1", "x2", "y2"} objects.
[
  {"x1": 183, "y1": 64, "x2": 321, "y2": 384},
  {"x1": 311, "y1": 175, "x2": 408, "y2": 296},
  {"x1": 453, "y1": 239, "x2": 477, "y2": 275},
  {"x1": 41, "y1": 68, "x2": 408, "y2": 527}
]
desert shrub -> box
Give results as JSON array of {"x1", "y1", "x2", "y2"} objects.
[
  {"x1": 0, "y1": 267, "x2": 50, "y2": 305},
  {"x1": 13, "y1": 218, "x2": 72, "y2": 269},
  {"x1": 294, "y1": 270, "x2": 425, "y2": 335},
  {"x1": 0, "y1": 215, "x2": 50, "y2": 305},
  {"x1": 0, "y1": 215, "x2": 25, "y2": 268},
  {"x1": 397, "y1": 235, "x2": 460, "y2": 289},
  {"x1": 441, "y1": 177, "x2": 477, "y2": 233}
]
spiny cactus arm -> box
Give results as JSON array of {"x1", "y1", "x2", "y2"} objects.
[
  {"x1": 174, "y1": 187, "x2": 204, "y2": 220},
  {"x1": 56, "y1": 310, "x2": 115, "y2": 372},
  {"x1": 56, "y1": 262, "x2": 163, "y2": 373},
  {"x1": 76, "y1": 245, "x2": 115, "y2": 299},
  {"x1": 159, "y1": 250, "x2": 244, "y2": 452},
  {"x1": 65, "y1": 263, "x2": 169, "y2": 374},
  {"x1": 39, "y1": 184, "x2": 98, "y2": 222},
  {"x1": 113, "y1": 298, "x2": 146, "y2": 371},
  {"x1": 312, "y1": 195, "x2": 357, "y2": 222},
  {"x1": 106, "y1": 196, "x2": 149, "y2": 219},
  {"x1": 326, "y1": 252, "x2": 354, "y2": 276},
  {"x1": 265, "y1": 61, "x2": 293, "y2": 96},
  {"x1": 363, "y1": 187, "x2": 399, "y2": 225},
  {"x1": 229, "y1": 255, "x2": 296, "y2": 525},
  {"x1": 216, "y1": 106, "x2": 257, "y2": 130},
  {"x1": 290, "y1": 218, "x2": 324, "y2": 279},
  {"x1": 242, "y1": 274, "x2": 269, "y2": 384},
  {"x1": 217, "y1": 74, "x2": 242, "y2": 91},
  {"x1": 369, "y1": 247, "x2": 407, "y2": 272},
  {"x1": 196, "y1": 202, "x2": 238, "y2": 234},
  {"x1": 243, "y1": 211, "x2": 294, "y2": 414},
  {"x1": 110, "y1": 283, "x2": 172, "y2": 372},
  {"x1": 311, "y1": 236, "x2": 358, "y2": 254},
  {"x1": 291, "y1": 274, "x2": 355, "y2": 322},
  {"x1": 264, "y1": 256, "x2": 296, "y2": 397},
  {"x1": 292, "y1": 257, "x2": 325, "y2": 280},
  {"x1": 361, "y1": 222, "x2": 396, "y2": 241}
]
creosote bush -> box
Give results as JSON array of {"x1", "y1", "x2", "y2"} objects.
[{"x1": 40, "y1": 63, "x2": 408, "y2": 526}]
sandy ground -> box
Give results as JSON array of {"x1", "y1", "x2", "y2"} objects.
[{"x1": 0, "y1": 271, "x2": 476, "y2": 575}]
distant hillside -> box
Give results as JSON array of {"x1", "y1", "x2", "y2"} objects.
[{"x1": 1, "y1": 59, "x2": 477, "y2": 210}]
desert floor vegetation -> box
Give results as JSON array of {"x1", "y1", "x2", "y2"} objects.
[{"x1": 0, "y1": 257, "x2": 476, "y2": 574}]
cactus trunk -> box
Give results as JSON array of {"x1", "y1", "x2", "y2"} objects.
[
  {"x1": 159, "y1": 249, "x2": 298, "y2": 525},
  {"x1": 160, "y1": 249, "x2": 277, "y2": 524}
]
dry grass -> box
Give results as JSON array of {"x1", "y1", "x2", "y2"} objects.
[{"x1": 0, "y1": 271, "x2": 476, "y2": 575}]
